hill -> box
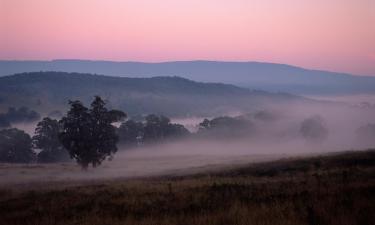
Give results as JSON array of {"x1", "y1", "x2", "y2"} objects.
[
  {"x1": 0, "y1": 72, "x2": 305, "y2": 117},
  {"x1": 1, "y1": 60, "x2": 375, "y2": 94}
]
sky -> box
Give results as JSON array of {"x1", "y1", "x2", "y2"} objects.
[{"x1": 0, "y1": 0, "x2": 374, "y2": 76}]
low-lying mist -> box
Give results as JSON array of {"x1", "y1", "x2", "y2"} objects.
[
  {"x1": 8, "y1": 95, "x2": 375, "y2": 154},
  {"x1": 1, "y1": 95, "x2": 375, "y2": 186}
]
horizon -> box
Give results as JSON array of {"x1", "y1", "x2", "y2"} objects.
[
  {"x1": 1, "y1": 58, "x2": 372, "y2": 77},
  {"x1": 1, "y1": 0, "x2": 374, "y2": 76}
]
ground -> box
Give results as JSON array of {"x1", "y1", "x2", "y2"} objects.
[{"x1": 0, "y1": 150, "x2": 374, "y2": 225}]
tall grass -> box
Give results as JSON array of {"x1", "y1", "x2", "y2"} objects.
[{"x1": 0, "y1": 150, "x2": 374, "y2": 225}]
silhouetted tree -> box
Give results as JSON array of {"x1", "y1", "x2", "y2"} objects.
[
  {"x1": 33, "y1": 117, "x2": 70, "y2": 163},
  {"x1": 59, "y1": 97, "x2": 126, "y2": 169},
  {"x1": 167, "y1": 123, "x2": 190, "y2": 138},
  {"x1": 253, "y1": 110, "x2": 277, "y2": 122},
  {"x1": 59, "y1": 100, "x2": 90, "y2": 168},
  {"x1": 0, "y1": 128, "x2": 35, "y2": 163},
  {"x1": 300, "y1": 115, "x2": 328, "y2": 142},
  {"x1": 143, "y1": 114, "x2": 189, "y2": 143},
  {"x1": 199, "y1": 119, "x2": 211, "y2": 131},
  {"x1": 143, "y1": 114, "x2": 167, "y2": 142},
  {"x1": 198, "y1": 116, "x2": 254, "y2": 137},
  {"x1": 118, "y1": 120, "x2": 144, "y2": 147}
]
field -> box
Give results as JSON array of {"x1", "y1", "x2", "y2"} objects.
[{"x1": 0, "y1": 150, "x2": 374, "y2": 225}]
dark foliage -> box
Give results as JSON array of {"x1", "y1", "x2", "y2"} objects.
[
  {"x1": 253, "y1": 110, "x2": 278, "y2": 122},
  {"x1": 198, "y1": 116, "x2": 254, "y2": 138},
  {"x1": 32, "y1": 117, "x2": 70, "y2": 163},
  {"x1": 143, "y1": 114, "x2": 190, "y2": 143},
  {"x1": 118, "y1": 115, "x2": 190, "y2": 148},
  {"x1": 117, "y1": 120, "x2": 144, "y2": 147},
  {"x1": 59, "y1": 96, "x2": 126, "y2": 169},
  {"x1": 300, "y1": 115, "x2": 329, "y2": 142},
  {"x1": 0, "y1": 107, "x2": 40, "y2": 125},
  {"x1": 0, "y1": 128, "x2": 35, "y2": 163}
]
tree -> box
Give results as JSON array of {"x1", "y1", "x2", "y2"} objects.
[
  {"x1": 167, "y1": 123, "x2": 190, "y2": 138},
  {"x1": 143, "y1": 114, "x2": 189, "y2": 143},
  {"x1": 118, "y1": 115, "x2": 189, "y2": 147},
  {"x1": 198, "y1": 116, "x2": 254, "y2": 138},
  {"x1": 143, "y1": 114, "x2": 166, "y2": 142},
  {"x1": 253, "y1": 110, "x2": 277, "y2": 122},
  {"x1": 0, "y1": 128, "x2": 35, "y2": 163},
  {"x1": 199, "y1": 119, "x2": 211, "y2": 131},
  {"x1": 59, "y1": 97, "x2": 126, "y2": 169},
  {"x1": 59, "y1": 100, "x2": 91, "y2": 168},
  {"x1": 300, "y1": 115, "x2": 328, "y2": 142},
  {"x1": 32, "y1": 117, "x2": 70, "y2": 163},
  {"x1": 118, "y1": 120, "x2": 144, "y2": 147}
]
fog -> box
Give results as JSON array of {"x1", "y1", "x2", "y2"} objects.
[
  {"x1": 106, "y1": 99, "x2": 375, "y2": 181},
  {"x1": 307, "y1": 94, "x2": 375, "y2": 104},
  {"x1": 1, "y1": 94, "x2": 375, "y2": 187}
]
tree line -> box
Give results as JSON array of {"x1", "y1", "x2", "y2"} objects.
[
  {"x1": 2, "y1": 96, "x2": 373, "y2": 169},
  {"x1": 1, "y1": 97, "x2": 256, "y2": 168},
  {"x1": 0, "y1": 96, "x2": 192, "y2": 169}
]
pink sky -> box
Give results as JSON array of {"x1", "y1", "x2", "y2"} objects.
[{"x1": 0, "y1": 0, "x2": 374, "y2": 75}]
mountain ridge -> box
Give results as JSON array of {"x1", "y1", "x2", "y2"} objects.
[{"x1": 1, "y1": 60, "x2": 374, "y2": 94}]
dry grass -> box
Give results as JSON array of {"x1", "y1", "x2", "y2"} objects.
[{"x1": 0, "y1": 150, "x2": 374, "y2": 225}]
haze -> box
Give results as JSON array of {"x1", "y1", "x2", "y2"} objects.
[{"x1": 1, "y1": 0, "x2": 374, "y2": 75}]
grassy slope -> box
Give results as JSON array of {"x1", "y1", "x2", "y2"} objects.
[{"x1": 0, "y1": 150, "x2": 374, "y2": 225}]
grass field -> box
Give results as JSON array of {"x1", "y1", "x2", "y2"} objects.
[{"x1": 0, "y1": 150, "x2": 374, "y2": 225}]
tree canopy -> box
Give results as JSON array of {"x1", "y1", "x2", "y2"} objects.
[
  {"x1": 118, "y1": 115, "x2": 190, "y2": 148},
  {"x1": 0, "y1": 128, "x2": 35, "y2": 163},
  {"x1": 33, "y1": 117, "x2": 70, "y2": 163},
  {"x1": 118, "y1": 120, "x2": 144, "y2": 147},
  {"x1": 198, "y1": 116, "x2": 254, "y2": 138},
  {"x1": 59, "y1": 96, "x2": 126, "y2": 169}
]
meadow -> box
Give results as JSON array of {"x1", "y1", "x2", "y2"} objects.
[{"x1": 0, "y1": 150, "x2": 374, "y2": 225}]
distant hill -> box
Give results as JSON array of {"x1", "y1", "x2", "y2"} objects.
[
  {"x1": 0, "y1": 72, "x2": 307, "y2": 117},
  {"x1": 1, "y1": 60, "x2": 374, "y2": 94}
]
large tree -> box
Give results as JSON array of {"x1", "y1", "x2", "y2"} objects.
[
  {"x1": 0, "y1": 128, "x2": 35, "y2": 163},
  {"x1": 33, "y1": 117, "x2": 70, "y2": 163},
  {"x1": 59, "y1": 97, "x2": 126, "y2": 169}
]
